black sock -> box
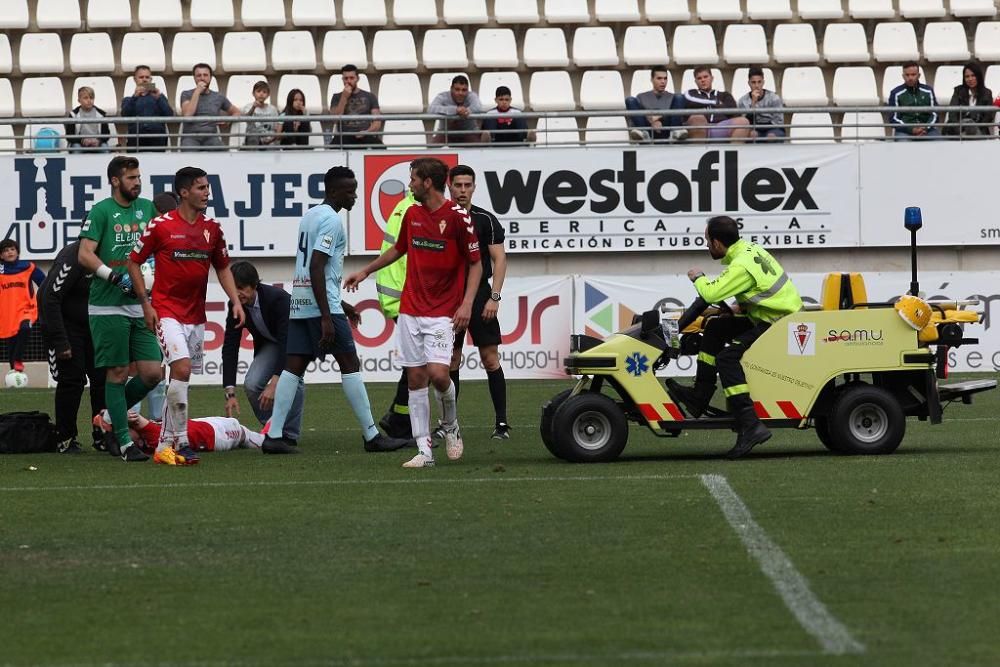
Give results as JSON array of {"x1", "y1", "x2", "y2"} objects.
[
  {"x1": 392, "y1": 369, "x2": 409, "y2": 413},
  {"x1": 450, "y1": 368, "x2": 461, "y2": 400},
  {"x1": 487, "y1": 366, "x2": 507, "y2": 424}
]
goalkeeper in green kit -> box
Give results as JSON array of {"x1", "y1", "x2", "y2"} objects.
[{"x1": 78, "y1": 156, "x2": 164, "y2": 462}]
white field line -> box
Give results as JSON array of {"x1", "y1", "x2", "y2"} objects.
[
  {"x1": 0, "y1": 473, "x2": 698, "y2": 493},
  {"x1": 700, "y1": 474, "x2": 865, "y2": 656}
]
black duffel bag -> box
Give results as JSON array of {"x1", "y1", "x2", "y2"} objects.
[{"x1": 0, "y1": 411, "x2": 57, "y2": 454}]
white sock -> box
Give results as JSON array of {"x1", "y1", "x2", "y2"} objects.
[
  {"x1": 243, "y1": 426, "x2": 264, "y2": 449},
  {"x1": 437, "y1": 380, "x2": 458, "y2": 428},
  {"x1": 157, "y1": 388, "x2": 174, "y2": 453},
  {"x1": 166, "y1": 379, "x2": 189, "y2": 448},
  {"x1": 408, "y1": 386, "x2": 432, "y2": 457}
]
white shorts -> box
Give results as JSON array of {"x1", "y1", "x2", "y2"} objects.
[
  {"x1": 396, "y1": 314, "x2": 454, "y2": 367},
  {"x1": 198, "y1": 417, "x2": 263, "y2": 451},
  {"x1": 156, "y1": 317, "x2": 205, "y2": 374}
]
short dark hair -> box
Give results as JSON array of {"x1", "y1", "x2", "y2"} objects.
[
  {"x1": 107, "y1": 156, "x2": 139, "y2": 183},
  {"x1": 693, "y1": 65, "x2": 712, "y2": 77},
  {"x1": 229, "y1": 261, "x2": 260, "y2": 289},
  {"x1": 495, "y1": 86, "x2": 511, "y2": 97},
  {"x1": 252, "y1": 80, "x2": 269, "y2": 93},
  {"x1": 651, "y1": 65, "x2": 669, "y2": 78},
  {"x1": 152, "y1": 191, "x2": 180, "y2": 215},
  {"x1": 174, "y1": 166, "x2": 208, "y2": 194},
  {"x1": 0, "y1": 238, "x2": 19, "y2": 254},
  {"x1": 451, "y1": 75, "x2": 470, "y2": 87},
  {"x1": 341, "y1": 64, "x2": 359, "y2": 74},
  {"x1": 324, "y1": 165, "x2": 355, "y2": 193},
  {"x1": 410, "y1": 158, "x2": 449, "y2": 193},
  {"x1": 134, "y1": 65, "x2": 151, "y2": 74},
  {"x1": 747, "y1": 66, "x2": 765, "y2": 80},
  {"x1": 193, "y1": 63, "x2": 213, "y2": 77},
  {"x1": 449, "y1": 164, "x2": 475, "y2": 183},
  {"x1": 706, "y1": 216, "x2": 741, "y2": 247},
  {"x1": 902, "y1": 60, "x2": 920, "y2": 71}
]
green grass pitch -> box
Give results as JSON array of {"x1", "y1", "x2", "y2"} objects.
[{"x1": 1, "y1": 377, "x2": 999, "y2": 666}]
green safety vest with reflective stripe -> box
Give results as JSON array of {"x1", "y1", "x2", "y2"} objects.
[
  {"x1": 375, "y1": 192, "x2": 416, "y2": 318},
  {"x1": 693, "y1": 239, "x2": 802, "y2": 324}
]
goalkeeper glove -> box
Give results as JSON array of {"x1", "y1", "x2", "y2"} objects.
[{"x1": 108, "y1": 271, "x2": 136, "y2": 297}]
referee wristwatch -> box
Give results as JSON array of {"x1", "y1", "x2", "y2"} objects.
[{"x1": 490, "y1": 291, "x2": 502, "y2": 302}]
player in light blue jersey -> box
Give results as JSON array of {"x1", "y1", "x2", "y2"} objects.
[{"x1": 261, "y1": 166, "x2": 412, "y2": 455}]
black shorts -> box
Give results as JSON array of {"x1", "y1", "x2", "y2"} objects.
[
  {"x1": 457, "y1": 288, "x2": 502, "y2": 348},
  {"x1": 286, "y1": 315, "x2": 355, "y2": 360}
]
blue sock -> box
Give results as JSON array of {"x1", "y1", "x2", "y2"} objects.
[
  {"x1": 343, "y1": 372, "x2": 379, "y2": 441},
  {"x1": 269, "y1": 371, "x2": 302, "y2": 439}
]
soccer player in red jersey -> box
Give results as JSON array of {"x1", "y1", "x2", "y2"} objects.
[
  {"x1": 127, "y1": 166, "x2": 245, "y2": 466},
  {"x1": 345, "y1": 158, "x2": 482, "y2": 468},
  {"x1": 98, "y1": 409, "x2": 265, "y2": 453}
]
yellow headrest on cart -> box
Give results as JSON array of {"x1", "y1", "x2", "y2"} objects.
[{"x1": 895, "y1": 295, "x2": 931, "y2": 331}]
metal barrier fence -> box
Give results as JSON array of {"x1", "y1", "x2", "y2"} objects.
[{"x1": 5, "y1": 105, "x2": 999, "y2": 152}]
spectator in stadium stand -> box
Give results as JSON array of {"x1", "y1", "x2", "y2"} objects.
[
  {"x1": 329, "y1": 64, "x2": 383, "y2": 147},
  {"x1": 222, "y1": 261, "x2": 304, "y2": 444},
  {"x1": 737, "y1": 67, "x2": 786, "y2": 141},
  {"x1": 625, "y1": 67, "x2": 688, "y2": 144},
  {"x1": 279, "y1": 89, "x2": 314, "y2": 148},
  {"x1": 683, "y1": 66, "x2": 751, "y2": 143},
  {"x1": 180, "y1": 63, "x2": 240, "y2": 149},
  {"x1": 0, "y1": 239, "x2": 44, "y2": 374},
  {"x1": 121, "y1": 65, "x2": 173, "y2": 150},
  {"x1": 66, "y1": 86, "x2": 115, "y2": 152},
  {"x1": 942, "y1": 62, "x2": 994, "y2": 138},
  {"x1": 887, "y1": 61, "x2": 940, "y2": 139},
  {"x1": 428, "y1": 75, "x2": 483, "y2": 145},
  {"x1": 480, "y1": 86, "x2": 535, "y2": 144},
  {"x1": 241, "y1": 80, "x2": 281, "y2": 148}
]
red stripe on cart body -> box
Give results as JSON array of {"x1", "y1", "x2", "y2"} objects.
[
  {"x1": 662, "y1": 403, "x2": 684, "y2": 421},
  {"x1": 776, "y1": 400, "x2": 802, "y2": 419},
  {"x1": 638, "y1": 403, "x2": 661, "y2": 421}
]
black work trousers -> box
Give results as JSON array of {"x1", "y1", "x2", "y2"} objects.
[
  {"x1": 699, "y1": 316, "x2": 771, "y2": 394},
  {"x1": 48, "y1": 326, "x2": 106, "y2": 442}
]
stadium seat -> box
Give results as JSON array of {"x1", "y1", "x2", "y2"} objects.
[
  {"x1": 382, "y1": 119, "x2": 427, "y2": 147},
  {"x1": 20, "y1": 77, "x2": 66, "y2": 116},
  {"x1": 86, "y1": 0, "x2": 133, "y2": 28},
  {"x1": 443, "y1": 0, "x2": 488, "y2": 24},
  {"x1": 679, "y1": 67, "x2": 725, "y2": 92},
  {"x1": 573, "y1": 28, "x2": 619, "y2": 67},
  {"x1": 291, "y1": 0, "x2": 337, "y2": 26},
  {"x1": 271, "y1": 32, "x2": 317, "y2": 71},
  {"x1": 122, "y1": 74, "x2": 167, "y2": 98},
  {"x1": 697, "y1": 0, "x2": 743, "y2": 21},
  {"x1": 172, "y1": 33, "x2": 217, "y2": 73},
  {"x1": 36, "y1": 0, "x2": 81, "y2": 29},
  {"x1": 0, "y1": 1, "x2": 29, "y2": 29},
  {"x1": 241, "y1": 0, "x2": 287, "y2": 27},
  {"x1": 950, "y1": 0, "x2": 997, "y2": 17},
  {"x1": 322, "y1": 31, "x2": 368, "y2": 70},
  {"x1": 747, "y1": 0, "x2": 793, "y2": 20},
  {"x1": 524, "y1": 28, "x2": 570, "y2": 68},
  {"x1": 823, "y1": 23, "x2": 871, "y2": 63},
  {"x1": 672, "y1": 26, "x2": 719, "y2": 66},
  {"x1": 72, "y1": 76, "x2": 119, "y2": 114},
  {"x1": 543, "y1": 0, "x2": 591, "y2": 23},
  {"x1": 372, "y1": 31, "x2": 417, "y2": 70},
  {"x1": 535, "y1": 117, "x2": 580, "y2": 144},
  {"x1": 797, "y1": 0, "x2": 844, "y2": 19},
  {"x1": 495, "y1": 0, "x2": 540, "y2": 23},
  {"x1": 585, "y1": 116, "x2": 629, "y2": 143},
  {"x1": 376, "y1": 73, "x2": 423, "y2": 113},
  {"x1": 881, "y1": 65, "x2": 925, "y2": 102},
  {"x1": 18, "y1": 34, "x2": 64, "y2": 75},
  {"x1": 529, "y1": 71, "x2": 576, "y2": 111},
  {"x1": 422, "y1": 30, "x2": 469, "y2": 70},
  {"x1": 0, "y1": 125, "x2": 16, "y2": 153},
  {"x1": 900, "y1": 0, "x2": 947, "y2": 18},
  {"x1": 789, "y1": 113, "x2": 836, "y2": 143},
  {"x1": 393, "y1": 0, "x2": 438, "y2": 26},
  {"x1": 190, "y1": 0, "x2": 235, "y2": 28},
  {"x1": 223, "y1": 32, "x2": 267, "y2": 72},
  {"x1": 730, "y1": 67, "x2": 776, "y2": 99},
  {"x1": 840, "y1": 112, "x2": 888, "y2": 140},
  {"x1": 985, "y1": 65, "x2": 1000, "y2": 95},
  {"x1": 478, "y1": 71, "x2": 525, "y2": 108},
  {"x1": 624, "y1": 27, "x2": 669, "y2": 66},
  {"x1": 342, "y1": 0, "x2": 387, "y2": 26},
  {"x1": 630, "y1": 69, "x2": 675, "y2": 96},
  {"x1": 138, "y1": 0, "x2": 182, "y2": 28},
  {"x1": 772, "y1": 24, "x2": 819, "y2": 63},
  {"x1": 975, "y1": 23, "x2": 1000, "y2": 60},
  {"x1": 580, "y1": 71, "x2": 625, "y2": 110},
  {"x1": 473, "y1": 29, "x2": 518, "y2": 68},
  {"x1": 849, "y1": 0, "x2": 896, "y2": 18},
  {"x1": 644, "y1": 0, "x2": 690, "y2": 21},
  {"x1": 781, "y1": 67, "x2": 829, "y2": 106},
  {"x1": 0, "y1": 37, "x2": 10, "y2": 75},
  {"x1": 832, "y1": 67, "x2": 879, "y2": 105},
  {"x1": 0, "y1": 80, "x2": 14, "y2": 116},
  {"x1": 932, "y1": 65, "x2": 964, "y2": 103},
  {"x1": 923, "y1": 23, "x2": 970, "y2": 62},
  {"x1": 873, "y1": 22, "x2": 919, "y2": 62},
  {"x1": 276, "y1": 74, "x2": 323, "y2": 114},
  {"x1": 723, "y1": 25, "x2": 769, "y2": 65},
  {"x1": 174, "y1": 75, "x2": 219, "y2": 108},
  {"x1": 121, "y1": 33, "x2": 166, "y2": 72},
  {"x1": 426, "y1": 72, "x2": 468, "y2": 105},
  {"x1": 595, "y1": 0, "x2": 640, "y2": 22},
  {"x1": 69, "y1": 34, "x2": 114, "y2": 74},
  {"x1": 226, "y1": 74, "x2": 269, "y2": 110}
]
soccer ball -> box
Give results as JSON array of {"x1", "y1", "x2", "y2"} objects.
[
  {"x1": 140, "y1": 261, "x2": 155, "y2": 291},
  {"x1": 5, "y1": 370, "x2": 28, "y2": 389}
]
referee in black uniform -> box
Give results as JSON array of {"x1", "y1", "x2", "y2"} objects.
[{"x1": 442, "y1": 164, "x2": 510, "y2": 439}]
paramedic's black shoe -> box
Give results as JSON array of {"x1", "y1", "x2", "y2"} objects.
[
  {"x1": 665, "y1": 379, "x2": 711, "y2": 418},
  {"x1": 364, "y1": 433, "x2": 412, "y2": 452},
  {"x1": 262, "y1": 436, "x2": 300, "y2": 455},
  {"x1": 120, "y1": 443, "x2": 150, "y2": 462},
  {"x1": 726, "y1": 407, "x2": 772, "y2": 460}
]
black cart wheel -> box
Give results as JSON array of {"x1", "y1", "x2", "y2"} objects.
[
  {"x1": 551, "y1": 392, "x2": 628, "y2": 463},
  {"x1": 813, "y1": 416, "x2": 843, "y2": 453},
  {"x1": 540, "y1": 389, "x2": 574, "y2": 459},
  {"x1": 828, "y1": 385, "x2": 905, "y2": 455}
]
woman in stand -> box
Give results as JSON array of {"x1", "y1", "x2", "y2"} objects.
[{"x1": 943, "y1": 62, "x2": 994, "y2": 138}]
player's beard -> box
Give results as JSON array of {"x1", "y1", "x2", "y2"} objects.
[{"x1": 118, "y1": 183, "x2": 141, "y2": 202}]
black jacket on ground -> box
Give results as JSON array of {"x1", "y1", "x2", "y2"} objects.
[{"x1": 222, "y1": 282, "x2": 292, "y2": 388}]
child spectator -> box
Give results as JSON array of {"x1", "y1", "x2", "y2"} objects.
[
  {"x1": 66, "y1": 86, "x2": 115, "y2": 151},
  {"x1": 241, "y1": 81, "x2": 280, "y2": 148},
  {"x1": 0, "y1": 239, "x2": 45, "y2": 372}
]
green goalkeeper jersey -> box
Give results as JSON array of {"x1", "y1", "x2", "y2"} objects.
[{"x1": 79, "y1": 196, "x2": 157, "y2": 316}]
